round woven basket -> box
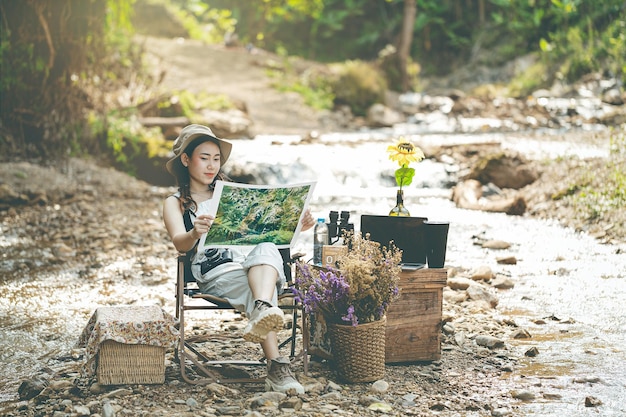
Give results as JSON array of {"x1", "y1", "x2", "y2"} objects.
[{"x1": 327, "y1": 316, "x2": 386, "y2": 383}]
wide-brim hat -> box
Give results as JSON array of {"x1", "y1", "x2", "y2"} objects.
[{"x1": 166, "y1": 124, "x2": 232, "y2": 177}]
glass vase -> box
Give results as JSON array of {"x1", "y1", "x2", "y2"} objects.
[{"x1": 389, "y1": 189, "x2": 410, "y2": 217}]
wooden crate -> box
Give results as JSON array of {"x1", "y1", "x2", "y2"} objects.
[
  {"x1": 97, "y1": 340, "x2": 165, "y2": 385},
  {"x1": 385, "y1": 268, "x2": 447, "y2": 363}
]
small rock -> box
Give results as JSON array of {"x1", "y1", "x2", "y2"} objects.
[
  {"x1": 103, "y1": 388, "x2": 133, "y2": 398},
  {"x1": 249, "y1": 396, "x2": 275, "y2": 409},
  {"x1": 511, "y1": 389, "x2": 536, "y2": 401},
  {"x1": 73, "y1": 405, "x2": 91, "y2": 416},
  {"x1": 320, "y1": 391, "x2": 342, "y2": 400},
  {"x1": 49, "y1": 380, "x2": 74, "y2": 391},
  {"x1": 302, "y1": 380, "x2": 325, "y2": 393},
  {"x1": 259, "y1": 391, "x2": 287, "y2": 403},
  {"x1": 482, "y1": 240, "x2": 511, "y2": 249},
  {"x1": 470, "y1": 266, "x2": 494, "y2": 281},
  {"x1": 491, "y1": 276, "x2": 515, "y2": 289},
  {"x1": 475, "y1": 335, "x2": 505, "y2": 349},
  {"x1": 370, "y1": 379, "x2": 389, "y2": 393},
  {"x1": 467, "y1": 285, "x2": 499, "y2": 307},
  {"x1": 89, "y1": 383, "x2": 107, "y2": 395},
  {"x1": 325, "y1": 381, "x2": 342, "y2": 391},
  {"x1": 18, "y1": 375, "x2": 49, "y2": 400},
  {"x1": 492, "y1": 408, "x2": 512, "y2": 416},
  {"x1": 496, "y1": 255, "x2": 517, "y2": 264},
  {"x1": 367, "y1": 402, "x2": 393, "y2": 412},
  {"x1": 447, "y1": 277, "x2": 473, "y2": 290},
  {"x1": 102, "y1": 400, "x2": 116, "y2": 417},
  {"x1": 584, "y1": 396, "x2": 602, "y2": 407},
  {"x1": 244, "y1": 412, "x2": 265, "y2": 417},
  {"x1": 358, "y1": 394, "x2": 379, "y2": 406},
  {"x1": 573, "y1": 376, "x2": 602, "y2": 384},
  {"x1": 215, "y1": 405, "x2": 242, "y2": 415},
  {"x1": 401, "y1": 393, "x2": 417, "y2": 406},
  {"x1": 443, "y1": 289, "x2": 468, "y2": 303},
  {"x1": 52, "y1": 242, "x2": 76, "y2": 258},
  {"x1": 206, "y1": 382, "x2": 240, "y2": 396},
  {"x1": 279, "y1": 397, "x2": 303, "y2": 410},
  {"x1": 511, "y1": 329, "x2": 532, "y2": 339},
  {"x1": 525, "y1": 347, "x2": 539, "y2": 357},
  {"x1": 454, "y1": 331, "x2": 467, "y2": 346},
  {"x1": 442, "y1": 323, "x2": 455, "y2": 334}
]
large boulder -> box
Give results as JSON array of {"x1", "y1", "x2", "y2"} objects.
[{"x1": 469, "y1": 152, "x2": 538, "y2": 189}]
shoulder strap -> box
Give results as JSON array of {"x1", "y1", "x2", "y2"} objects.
[
  {"x1": 183, "y1": 210, "x2": 194, "y2": 232},
  {"x1": 182, "y1": 209, "x2": 199, "y2": 282}
]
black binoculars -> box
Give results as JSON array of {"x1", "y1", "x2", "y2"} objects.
[{"x1": 327, "y1": 210, "x2": 354, "y2": 244}]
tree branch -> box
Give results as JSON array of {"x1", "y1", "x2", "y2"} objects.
[{"x1": 32, "y1": 1, "x2": 56, "y2": 70}]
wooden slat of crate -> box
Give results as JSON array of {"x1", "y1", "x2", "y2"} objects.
[{"x1": 385, "y1": 268, "x2": 447, "y2": 363}]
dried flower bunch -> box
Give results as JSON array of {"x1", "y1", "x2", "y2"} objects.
[
  {"x1": 387, "y1": 137, "x2": 425, "y2": 191},
  {"x1": 295, "y1": 232, "x2": 402, "y2": 326}
]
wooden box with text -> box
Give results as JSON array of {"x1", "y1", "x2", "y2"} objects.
[{"x1": 385, "y1": 268, "x2": 447, "y2": 363}]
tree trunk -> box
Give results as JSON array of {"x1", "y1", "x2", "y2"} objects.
[
  {"x1": 479, "y1": 0, "x2": 485, "y2": 24},
  {"x1": 397, "y1": 0, "x2": 417, "y2": 92}
]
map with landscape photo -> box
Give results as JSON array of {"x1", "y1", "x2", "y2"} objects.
[{"x1": 202, "y1": 181, "x2": 315, "y2": 248}]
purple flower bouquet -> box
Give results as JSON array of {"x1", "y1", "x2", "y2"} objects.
[{"x1": 294, "y1": 232, "x2": 402, "y2": 326}]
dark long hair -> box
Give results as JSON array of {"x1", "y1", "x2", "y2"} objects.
[{"x1": 175, "y1": 136, "x2": 232, "y2": 213}]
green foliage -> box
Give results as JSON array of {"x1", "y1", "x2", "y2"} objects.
[
  {"x1": 175, "y1": 0, "x2": 237, "y2": 43},
  {"x1": 3, "y1": 0, "x2": 625, "y2": 164},
  {"x1": 570, "y1": 129, "x2": 626, "y2": 220},
  {"x1": 175, "y1": 90, "x2": 237, "y2": 117},
  {"x1": 0, "y1": 0, "x2": 146, "y2": 161},
  {"x1": 377, "y1": 45, "x2": 421, "y2": 92},
  {"x1": 394, "y1": 167, "x2": 415, "y2": 188},
  {"x1": 507, "y1": 59, "x2": 552, "y2": 97},
  {"x1": 268, "y1": 59, "x2": 336, "y2": 111},
  {"x1": 204, "y1": 0, "x2": 623, "y2": 85},
  {"x1": 329, "y1": 60, "x2": 387, "y2": 116},
  {"x1": 88, "y1": 111, "x2": 170, "y2": 176},
  {"x1": 535, "y1": 0, "x2": 625, "y2": 83}
]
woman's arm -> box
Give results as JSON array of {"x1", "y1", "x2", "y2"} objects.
[{"x1": 163, "y1": 195, "x2": 212, "y2": 253}]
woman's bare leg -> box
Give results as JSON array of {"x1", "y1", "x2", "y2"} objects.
[
  {"x1": 260, "y1": 331, "x2": 280, "y2": 359},
  {"x1": 247, "y1": 264, "x2": 278, "y2": 302}
]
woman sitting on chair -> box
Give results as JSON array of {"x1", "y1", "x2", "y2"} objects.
[{"x1": 163, "y1": 124, "x2": 314, "y2": 394}]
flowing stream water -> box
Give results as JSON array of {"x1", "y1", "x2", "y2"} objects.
[{"x1": 1, "y1": 127, "x2": 624, "y2": 415}]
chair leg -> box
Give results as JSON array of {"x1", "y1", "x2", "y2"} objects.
[
  {"x1": 178, "y1": 304, "x2": 266, "y2": 384},
  {"x1": 290, "y1": 308, "x2": 297, "y2": 357},
  {"x1": 278, "y1": 305, "x2": 309, "y2": 376},
  {"x1": 302, "y1": 312, "x2": 309, "y2": 375}
]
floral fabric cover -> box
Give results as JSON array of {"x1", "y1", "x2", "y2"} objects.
[{"x1": 76, "y1": 305, "x2": 179, "y2": 378}]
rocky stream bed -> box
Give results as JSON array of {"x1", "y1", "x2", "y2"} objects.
[{"x1": 1, "y1": 36, "x2": 625, "y2": 417}]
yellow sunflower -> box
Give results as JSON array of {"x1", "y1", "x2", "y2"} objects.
[{"x1": 386, "y1": 138, "x2": 425, "y2": 167}]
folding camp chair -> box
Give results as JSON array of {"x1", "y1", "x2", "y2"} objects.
[{"x1": 174, "y1": 247, "x2": 309, "y2": 385}]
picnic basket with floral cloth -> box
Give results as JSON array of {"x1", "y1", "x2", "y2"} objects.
[
  {"x1": 76, "y1": 305, "x2": 178, "y2": 385},
  {"x1": 294, "y1": 232, "x2": 402, "y2": 382}
]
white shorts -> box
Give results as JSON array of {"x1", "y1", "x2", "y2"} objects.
[{"x1": 192, "y1": 242, "x2": 286, "y2": 316}]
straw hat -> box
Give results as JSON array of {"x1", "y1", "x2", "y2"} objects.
[{"x1": 166, "y1": 124, "x2": 232, "y2": 177}]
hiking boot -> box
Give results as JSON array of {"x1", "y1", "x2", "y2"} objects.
[
  {"x1": 265, "y1": 356, "x2": 304, "y2": 394},
  {"x1": 242, "y1": 300, "x2": 284, "y2": 343}
]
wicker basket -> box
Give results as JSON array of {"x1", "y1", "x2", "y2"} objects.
[
  {"x1": 327, "y1": 317, "x2": 386, "y2": 383},
  {"x1": 97, "y1": 340, "x2": 165, "y2": 385}
]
